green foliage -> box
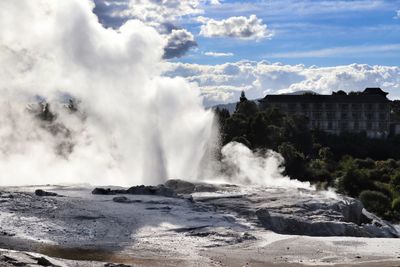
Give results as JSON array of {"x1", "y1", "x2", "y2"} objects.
[
  {"x1": 337, "y1": 168, "x2": 374, "y2": 198},
  {"x1": 390, "y1": 172, "x2": 400, "y2": 195},
  {"x1": 278, "y1": 142, "x2": 308, "y2": 181},
  {"x1": 359, "y1": 190, "x2": 391, "y2": 217},
  {"x1": 392, "y1": 197, "x2": 400, "y2": 213}
]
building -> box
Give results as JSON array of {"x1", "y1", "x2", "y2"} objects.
[{"x1": 259, "y1": 88, "x2": 391, "y2": 138}]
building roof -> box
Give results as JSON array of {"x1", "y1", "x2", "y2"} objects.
[{"x1": 260, "y1": 88, "x2": 390, "y2": 104}]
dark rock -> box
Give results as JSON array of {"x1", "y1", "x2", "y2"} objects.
[
  {"x1": 36, "y1": 257, "x2": 53, "y2": 266},
  {"x1": 112, "y1": 196, "x2": 142, "y2": 204},
  {"x1": 146, "y1": 206, "x2": 171, "y2": 211},
  {"x1": 104, "y1": 263, "x2": 132, "y2": 267},
  {"x1": 35, "y1": 189, "x2": 58, "y2": 197},
  {"x1": 93, "y1": 185, "x2": 177, "y2": 198},
  {"x1": 92, "y1": 188, "x2": 117, "y2": 195},
  {"x1": 165, "y1": 179, "x2": 196, "y2": 194},
  {"x1": 127, "y1": 185, "x2": 176, "y2": 198}
]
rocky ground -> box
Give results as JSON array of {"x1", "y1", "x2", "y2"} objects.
[{"x1": 0, "y1": 181, "x2": 399, "y2": 266}]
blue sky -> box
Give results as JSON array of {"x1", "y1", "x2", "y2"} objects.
[
  {"x1": 93, "y1": 0, "x2": 400, "y2": 105},
  {"x1": 178, "y1": 0, "x2": 400, "y2": 66}
]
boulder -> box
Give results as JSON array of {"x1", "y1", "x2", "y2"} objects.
[
  {"x1": 92, "y1": 188, "x2": 116, "y2": 195},
  {"x1": 165, "y1": 179, "x2": 196, "y2": 194},
  {"x1": 127, "y1": 185, "x2": 176, "y2": 198},
  {"x1": 35, "y1": 189, "x2": 58, "y2": 197}
]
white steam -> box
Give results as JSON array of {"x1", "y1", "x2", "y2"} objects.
[
  {"x1": 0, "y1": 0, "x2": 215, "y2": 186},
  {"x1": 0, "y1": 0, "x2": 309, "y2": 190},
  {"x1": 219, "y1": 142, "x2": 312, "y2": 189}
]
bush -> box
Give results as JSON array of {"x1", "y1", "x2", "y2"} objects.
[
  {"x1": 359, "y1": 190, "x2": 391, "y2": 217},
  {"x1": 393, "y1": 197, "x2": 400, "y2": 213},
  {"x1": 337, "y1": 168, "x2": 374, "y2": 197},
  {"x1": 390, "y1": 172, "x2": 400, "y2": 195}
]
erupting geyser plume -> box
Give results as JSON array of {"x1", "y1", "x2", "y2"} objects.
[
  {"x1": 0, "y1": 0, "x2": 308, "y2": 189},
  {"x1": 0, "y1": 0, "x2": 216, "y2": 186}
]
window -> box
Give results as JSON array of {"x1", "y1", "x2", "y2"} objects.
[
  {"x1": 341, "y1": 113, "x2": 348, "y2": 120},
  {"x1": 366, "y1": 104, "x2": 374, "y2": 110},
  {"x1": 340, "y1": 122, "x2": 348, "y2": 130},
  {"x1": 354, "y1": 122, "x2": 360, "y2": 130},
  {"x1": 366, "y1": 113, "x2": 374, "y2": 121},
  {"x1": 327, "y1": 112, "x2": 336, "y2": 120},
  {"x1": 379, "y1": 122, "x2": 387, "y2": 130},
  {"x1": 328, "y1": 122, "x2": 333, "y2": 130},
  {"x1": 367, "y1": 122, "x2": 373, "y2": 130},
  {"x1": 379, "y1": 104, "x2": 386, "y2": 111},
  {"x1": 379, "y1": 113, "x2": 387, "y2": 120},
  {"x1": 314, "y1": 112, "x2": 321, "y2": 120},
  {"x1": 352, "y1": 113, "x2": 359, "y2": 120},
  {"x1": 341, "y1": 104, "x2": 349, "y2": 110}
]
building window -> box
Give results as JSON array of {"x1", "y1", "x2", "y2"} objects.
[
  {"x1": 341, "y1": 104, "x2": 349, "y2": 110},
  {"x1": 352, "y1": 103, "x2": 361, "y2": 110},
  {"x1": 301, "y1": 103, "x2": 308, "y2": 110},
  {"x1": 328, "y1": 121, "x2": 333, "y2": 130},
  {"x1": 352, "y1": 113, "x2": 359, "y2": 120},
  {"x1": 341, "y1": 113, "x2": 348, "y2": 120},
  {"x1": 354, "y1": 121, "x2": 360, "y2": 130},
  {"x1": 379, "y1": 113, "x2": 387, "y2": 120},
  {"x1": 325, "y1": 103, "x2": 333, "y2": 110},
  {"x1": 314, "y1": 103, "x2": 322, "y2": 110},
  {"x1": 340, "y1": 122, "x2": 348, "y2": 130},
  {"x1": 366, "y1": 113, "x2": 374, "y2": 121},
  {"x1": 379, "y1": 104, "x2": 386, "y2": 111},
  {"x1": 367, "y1": 122, "x2": 373, "y2": 130},
  {"x1": 379, "y1": 122, "x2": 387, "y2": 131},
  {"x1": 327, "y1": 113, "x2": 335, "y2": 120}
]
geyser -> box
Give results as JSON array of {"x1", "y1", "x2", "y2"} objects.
[
  {"x1": 0, "y1": 0, "x2": 215, "y2": 186},
  {"x1": 0, "y1": 0, "x2": 307, "y2": 190}
]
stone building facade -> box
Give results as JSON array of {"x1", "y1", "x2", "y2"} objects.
[{"x1": 260, "y1": 88, "x2": 391, "y2": 138}]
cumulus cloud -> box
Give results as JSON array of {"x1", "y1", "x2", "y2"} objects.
[
  {"x1": 395, "y1": 10, "x2": 400, "y2": 19},
  {"x1": 163, "y1": 29, "x2": 197, "y2": 59},
  {"x1": 204, "y1": 51, "x2": 234, "y2": 57},
  {"x1": 93, "y1": 0, "x2": 204, "y2": 58},
  {"x1": 199, "y1": 15, "x2": 273, "y2": 40},
  {"x1": 164, "y1": 61, "x2": 400, "y2": 106}
]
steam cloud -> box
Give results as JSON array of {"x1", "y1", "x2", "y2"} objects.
[
  {"x1": 0, "y1": 0, "x2": 308, "y2": 190},
  {"x1": 0, "y1": 0, "x2": 215, "y2": 186},
  {"x1": 219, "y1": 142, "x2": 311, "y2": 189}
]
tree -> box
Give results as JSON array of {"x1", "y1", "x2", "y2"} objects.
[
  {"x1": 278, "y1": 142, "x2": 308, "y2": 181},
  {"x1": 337, "y1": 167, "x2": 374, "y2": 198},
  {"x1": 359, "y1": 190, "x2": 391, "y2": 217}
]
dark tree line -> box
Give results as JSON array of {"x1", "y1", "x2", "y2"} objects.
[{"x1": 215, "y1": 91, "x2": 400, "y2": 221}]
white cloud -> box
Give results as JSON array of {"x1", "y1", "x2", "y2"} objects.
[
  {"x1": 199, "y1": 15, "x2": 273, "y2": 40},
  {"x1": 94, "y1": 0, "x2": 206, "y2": 58},
  {"x1": 268, "y1": 44, "x2": 400, "y2": 58},
  {"x1": 164, "y1": 61, "x2": 400, "y2": 106},
  {"x1": 204, "y1": 51, "x2": 234, "y2": 57},
  {"x1": 395, "y1": 9, "x2": 400, "y2": 19}
]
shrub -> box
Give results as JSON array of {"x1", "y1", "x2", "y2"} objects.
[
  {"x1": 390, "y1": 172, "x2": 400, "y2": 195},
  {"x1": 337, "y1": 168, "x2": 374, "y2": 197},
  {"x1": 359, "y1": 190, "x2": 391, "y2": 217},
  {"x1": 393, "y1": 197, "x2": 400, "y2": 213}
]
